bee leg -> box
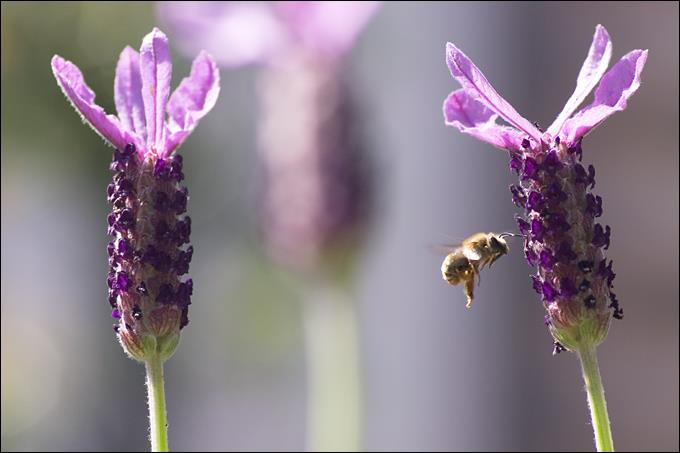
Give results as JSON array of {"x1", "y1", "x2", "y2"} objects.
[
  {"x1": 464, "y1": 278, "x2": 475, "y2": 309},
  {"x1": 488, "y1": 254, "x2": 501, "y2": 268}
]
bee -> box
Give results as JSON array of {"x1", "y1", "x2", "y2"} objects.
[{"x1": 440, "y1": 232, "x2": 521, "y2": 308}]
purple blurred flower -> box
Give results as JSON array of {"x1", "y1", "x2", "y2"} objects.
[
  {"x1": 160, "y1": 2, "x2": 379, "y2": 270},
  {"x1": 52, "y1": 28, "x2": 219, "y2": 361},
  {"x1": 443, "y1": 25, "x2": 647, "y2": 350},
  {"x1": 157, "y1": 1, "x2": 381, "y2": 66}
]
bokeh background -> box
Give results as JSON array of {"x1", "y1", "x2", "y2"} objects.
[{"x1": 2, "y1": 1, "x2": 678, "y2": 451}]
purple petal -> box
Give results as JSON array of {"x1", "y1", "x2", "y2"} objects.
[
  {"x1": 51, "y1": 55, "x2": 131, "y2": 149},
  {"x1": 115, "y1": 47, "x2": 146, "y2": 147},
  {"x1": 548, "y1": 25, "x2": 612, "y2": 138},
  {"x1": 140, "y1": 27, "x2": 172, "y2": 155},
  {"x1": 157, "y1": 1, "x2": 286, "y2": 67},
  {"x1": 443, "y1": 89, "x2": 525, "y2": 151},
  {"x1": 165, "y1": 51, "x2": 221, "y2": 156},
  {"x1": 445, "y1": 43, "x2": 542, "y2": 144},
  {"x1": 562, "y1": 49, "x2": 648, "y2": 145},
  {"x1": 275, "y1": 1, "x2": 381, "y2": 58}
]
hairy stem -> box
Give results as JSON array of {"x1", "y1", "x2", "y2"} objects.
[
  {"x1": 577, "y1": 345, "x2": 614, "y2": 452},
  {"x1": 145, "y1": 356, "x2": 169, "y2": 452},
  {"x1": 304, "y1": 285, "x2": 361, "y2": 452}
]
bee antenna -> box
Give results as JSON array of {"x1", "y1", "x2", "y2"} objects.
[{"x1": 499, "y1": 232, "x2": 523, "y2": 239}]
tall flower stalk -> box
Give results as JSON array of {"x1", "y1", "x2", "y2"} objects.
[
  {"x1": 442, "y1": 25, "x2": 647, "y2": 451},
  {"x1": 158, "y1": 2, "x2": 379, "y2": 450},
  {"x1": 52, "y1": 28, "x2": 220, "y2": 451}
]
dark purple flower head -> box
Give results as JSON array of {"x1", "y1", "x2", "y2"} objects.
[
  {"x1": 52, "y1": 28, "x2": 219, "y2": 362},
  {"x1": 443, "y1": 25, "x2": 647, "y2": 352}
]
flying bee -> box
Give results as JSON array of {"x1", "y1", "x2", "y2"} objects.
[{"x1": 440, "y1": 232, "x2": 521, "y2": 309}]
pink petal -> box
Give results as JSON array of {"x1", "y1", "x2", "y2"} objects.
[
  {"x1": 446, "y1": 42, "x2": 542, "y2": 144},
  {"x1": 444, "y1": 89, "x2": 525, "y2": 151},
  {"x1": 51, "y1": 55, "x2": 131, "y2": 149},
  {"x1": 157, "y1": 1, "x2": 285, "y2": 68},
  {"x1": 548, "y1": 25, "x2": 612, "y2": 138},
  {"x1": 115, "y1": 46, "x2": 146, "y2": 142},
  {"x1": 165, "y1": 51, "x2": 221, "y2": 156},
  {"x1": 275, "y1": 1, "x2": 381, "y2": 58},
  {"x1": 561, "y1": 49, "x2": 648, "y2": 145},
  {"x1": 140, "y1": 27, "x2": 172, "y2": 155},
  {"x1": 165, "y1": 130, "x2": 191, "y2": 157}
]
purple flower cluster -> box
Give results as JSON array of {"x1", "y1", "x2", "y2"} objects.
[
  {"x1": 52, "y1": 28, "x2": 219, "y2": 360},
  {"x1": 510, "y1": 137, "x2": 622, "y2": 334},
  {"x1": 443, "y1": 25, "x2": 646, "y2": 350},
  {"x1": 106, "y1": 143, "x2": 193, "y2": 355}
]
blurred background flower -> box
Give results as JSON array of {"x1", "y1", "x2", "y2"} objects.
[
  {"x1": 158, "y1": 1, "x2": 379, "y2": 270},
  {"x1": 159, "y1": 3, "x2": 380, "y2": 450},
  {"x1": 1, "y1": 2, "x2": 678, "y2": 451}
]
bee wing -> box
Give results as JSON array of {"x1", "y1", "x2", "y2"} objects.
[
  {"x1": 462, "y1": 247, "x2": 482, "y2": 261},
  {"x1": 431, "y1": 233, "x2": 467, "y2": 252},
  {"x1": 429, "y1": 243, "x2": 463, "y2": 255}
]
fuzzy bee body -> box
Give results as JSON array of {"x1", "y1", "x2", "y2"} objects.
[{"x1": 441, "y1": 232, "x2": 514, "y2": 308}]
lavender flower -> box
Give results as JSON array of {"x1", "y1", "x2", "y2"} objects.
[
  {"x1": 52, "y1": 28, "x2": 220, "y2": 362},
  {"x1": 160, "y1": 2, "x2": 379, "y2": 270},
  {"x1": 443, "y1": 25, "x2": 647, "y2": 351}
]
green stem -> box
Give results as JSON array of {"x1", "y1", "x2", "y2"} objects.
[
  {"x1": 145, "y1": 356, "x2": 169, "y2": 452},
  {"x1": 576, "y1": 346, "x2": 614, "y2": 452},
  {"x1": 304, "y1": 286, "x2": 361, "y2": 452}
]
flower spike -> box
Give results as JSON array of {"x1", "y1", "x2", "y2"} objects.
[
  {"x1": 52, "y1": 27, "x2": 220, "y2": 452},
  {"x1": 443, "y1": 25, "x2": 647, "y2": 453}
]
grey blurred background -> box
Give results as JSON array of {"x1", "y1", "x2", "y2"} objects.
[{"x1": 1, "y1": 1, "x2": 677, "y2": 451}]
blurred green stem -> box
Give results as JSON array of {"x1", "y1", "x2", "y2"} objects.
[
  {"x1": 304, "y1": 285, "x2": 361, "y2": 452},
  {"x1": 145, "y1": 356, "x2": 169, "y2": 452},
  {"x1": 577, "y1": 345, "x2": 614, "y2": 452}
]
